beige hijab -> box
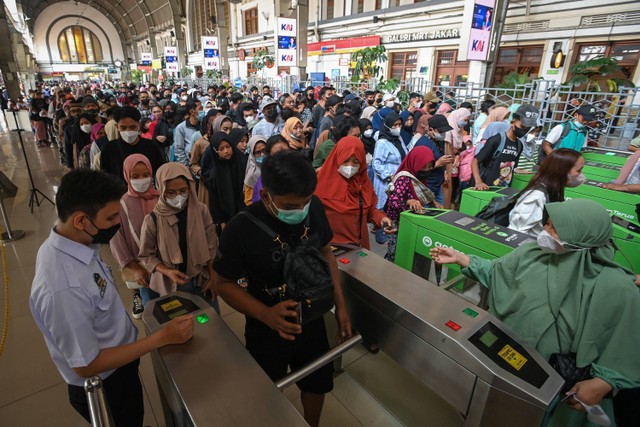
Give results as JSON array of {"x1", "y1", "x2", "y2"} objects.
[
  {"x1": 281, "y1": 117, "x2": 306, "y2": 150},
  {"x1": 153, "y1": 163, "x2": 210, "y2": 277}
]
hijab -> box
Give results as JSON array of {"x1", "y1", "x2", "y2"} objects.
[
  {"x1": 200, "y1": 109, "x2": 218, "y2": 135},
  {"x1": 90, "y1": 122, "x2": 105, "y2": 143},
  {"x1": 208, "y1": 115, "x2": 231, "y2": 137},
  {"x1": 360, "y1": 106, "x2": 377, "y2": 121},
  {"x1": 316, "y1": 136, "x2": 376, "y2": 216},
  {"x1": 208, "y1": 131, "x2": 248, "y2": 219},
  {"x1": 122, "y1": 154, "x2": 159, "y2": 233},
  {"x1": 486, "y1": 200, "x2": 640, "y2": 384},
  {"x1": 378, "y1": 112, "x2": 406, "y2": 161},
  {"x1": 105, "y1": 119, "x2": 120, "y2": 141},
  {"x1": 244, "y1": 135, "x2": 267, "y2": 188},
  {"x1": 446, "y1": 108, "x2": 471, "y2": 149},
  {"x1": 436, "y1": 103, "x2": 452, "y2": 115},
  {"x1": 153, "y1": 163, "x2": 209, "y2": 276},
  {"x1": 358, "y1": 118, "x2": 375, "y2": 155},
  {"x1": 508, "y1": 103, "x2": 521, "y2": 121},
  {"x1": 371, "y1": 107, "x2": 392, "y2": 132},
  {"x1": 415, "y1": 112, "x2": 433, "y2": 136},
  {"x1": 399, "y1": 110, "x2": 415, "y2": 147},
  {"x1": 281, "y1": 117, "x2": 306, "y2": 150},
  {"x1": 480, "y1": 106, "x2": 509, "y2": 130},
  {"x1": 395, "y1": 146, "x2": 435, "y2": 186},
  {"x1": 228, "y1": 128, "x2": 248, "y2": 153}
]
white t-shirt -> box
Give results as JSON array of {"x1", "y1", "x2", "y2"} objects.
[
  {"x1": 509, "y1": 188, "x2": 548, "y2": 237},
  {"x1": 544, "y1": 122, "x2": 588, "y2": 149}
]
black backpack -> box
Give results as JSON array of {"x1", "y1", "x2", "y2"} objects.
[
  {"x1": 238, "y1": 211, "x2": 334, "y2": 324},
  {"x1": 475, "y1": 193, "x2": 519, "y2": 227}
]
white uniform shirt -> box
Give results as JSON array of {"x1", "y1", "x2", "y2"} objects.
[
  {"x1": 508, "y1": 188, "x2": 548, "y2": 237},
  {"x1": 30, "y1": 228, "x2": 137, "y2": 386}
]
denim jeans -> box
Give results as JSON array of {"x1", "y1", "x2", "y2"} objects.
[{"x1": 140, "y1": 277, "x2": 220, "y2": 315}]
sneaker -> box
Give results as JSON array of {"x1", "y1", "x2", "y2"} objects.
[{"x1": 132, "y1": 293, "x2": 144, "y2": 319}]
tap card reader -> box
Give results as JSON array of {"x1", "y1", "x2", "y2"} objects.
[
  {"x1": 153, "y1": 295, "x2": 201, "y2": 324},
  {"x1": 469, "y1": 322, "x2": 549, "y2": 388}
]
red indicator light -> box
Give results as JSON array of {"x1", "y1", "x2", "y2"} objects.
[
  {"x1": 339, "y1": 258, "x2": 350, "y2": 264},
  {"x1": 445, "y1": 320, "x2": 461, "y2": 331}
]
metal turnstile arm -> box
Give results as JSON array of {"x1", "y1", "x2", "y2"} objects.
[
  {"x1": 84, "y1": 376, "x2": 115, "y2": 427},
  {"x1": 275, "y1": 333, "x2": 363, "y2": 390}
]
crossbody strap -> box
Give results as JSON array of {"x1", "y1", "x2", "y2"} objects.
[
  {"x1": 237, "y1": 211, "x2": 278, "y2": 240},
  {"x1": 120, "y1": 199, "x2": 141, "y2": 248}
]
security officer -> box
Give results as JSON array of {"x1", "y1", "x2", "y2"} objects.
[{"x1": 30, "y1": 169, "x2": 194, "y2": 426}]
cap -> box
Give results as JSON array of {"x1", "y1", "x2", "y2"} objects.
[
  {"x1": 326, "y1": 94, "x2": 343, "y2": 108},
  {"x1": 82, "y1": 96, "x2": 99, "y2": 107},
  {"x1": 382, "y1": 93, "x2": 396, "y2": 102},
  {"x1": 259, "y1": 97, "x2": 278, "y2": 110},
  {"x1": 514, "y1": 104, "x2": 540, "y2": 128},
  {"x1": 344, "y1": 94, "x2": 358, "y2": 102},
  {"x1": 423, "y1": 91, "x2": 439, "y2": 103},
  {"x1": 428, "y1": 114, "x2": 453, "y2": 132},
  {"x1": 577, "y1": 104, "x2": 597, "y2": 121}
]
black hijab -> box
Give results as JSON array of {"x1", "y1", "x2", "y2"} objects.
[
  {"x1": 378, "y1": 112, "x2": 406, "y2": 160},
  {"x1": 206, "y1": 132, "x2": 248, "y2": 222},
  {"x1": 228, "y1": 128, "x2": 249, "y2": 154},
  {"x1": 358, "y1": 118, "x2": 374, "y2": 155}
]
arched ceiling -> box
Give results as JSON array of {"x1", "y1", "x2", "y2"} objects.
[{"x1": 18, "y1": 0, "x2": 184, "y2": 42}]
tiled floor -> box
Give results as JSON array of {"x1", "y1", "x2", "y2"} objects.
[{"x1": 0, "y1": 117, "x2": 460, "y2": 426}]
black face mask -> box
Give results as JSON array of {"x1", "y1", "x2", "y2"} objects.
[
  {"x1": 375, "y1": 98, "x2": 383, "y2": 104},
  {"x1": 514, "y1": 125, "x2": 530, "y2": 139},
  {"x1": 265, "y1": 108, "x2": 278, "y2": 122},
  {"x1": 84, "y1": 109, "x2": 98, "y2": 116},
  {"x1": 164, "y1": 111, "x2": 173, "y2": 119},
  {"x1": 366, "y1": 99, "x2": 375, "y2": 105},
  {"x1": 85, "y1": 218, "x2": 120, "y2": 244},
  {"x1": 141, "y1": 99, "x2": 150, "y2": 106},
  {"x1": 416, "y1": 171, "x2": 430, "y2": 179}
]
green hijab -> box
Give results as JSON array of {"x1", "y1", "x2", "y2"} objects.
[{"x1": 487, "y1": 199, "x2": 640, "y2": 388}]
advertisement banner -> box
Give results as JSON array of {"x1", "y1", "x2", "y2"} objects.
[
  {"x1": 202, "y1": 36, "x2": 220, "y2": 70},
  {"x1": 164, "y1": 47, "x2": 178, "y2": 73},
  {"x1": 275, "y1": 17, "x2": 297, "y2": 67},
  {"x1": 466, "y1": 0, "x2": 495, "y2": 61},
  {"x1": 140, "y1": 52, "x2": 152, "y2": 66}
]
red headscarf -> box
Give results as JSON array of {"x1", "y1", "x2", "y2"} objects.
[
  {"x1": 316, "y1": 136, "x2": 376, "y2": 215},
  {"x1": 395, "y1": 146, "x2": 435, "y2": 184}
]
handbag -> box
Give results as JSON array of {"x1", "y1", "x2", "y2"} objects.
[
  {"x1": 238, "y1": 211, "x2": 334, "y2": 324},
  {"x1": 548, "y1": 314, "x2": 592, "y2": 394}
]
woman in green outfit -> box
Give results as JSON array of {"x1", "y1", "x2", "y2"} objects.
[{"x1": 431, "y1": 198, "x2": 640, "y2": 427}]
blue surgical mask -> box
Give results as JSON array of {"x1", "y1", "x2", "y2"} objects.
[
  {"x1": 574, "y1": 120, "x2": 584, "y2": 129},
  {"x1": 197, "y1": 110, "x2": 205, "y2": 121},
  {"x1": 255, "y1": 156, "x2": 265, "y2": 164},
  {"x1": 268, "y1": 193, "x2": 310, "y2": 225}
]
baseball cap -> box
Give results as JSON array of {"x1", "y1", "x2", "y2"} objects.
[
  {"x1": 326, "y1": 95, "x2": 343, "y2": 108},
  {"x1": 82, "y1": 96, "x2": 99, "y2": 108},
  {"x1": 428, "y1": 114, "x2": 453, "y2": 133},
  {"x1": 577, "y1": 104, "x2": 597, "y2": 121},
  {"x1": 259, "y1": 97, "x2": 278, "y2": 110},
  {"x1": 514, "y1": 104, "x2": 540, "y2": 128},
  {"x1": 344, "y1": 94, "x2": 358, "y2": 102},
  {"x1": 423, "y1": 91, "x2": 439, "y2": 103}
]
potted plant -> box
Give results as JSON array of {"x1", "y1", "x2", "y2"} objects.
[{"x1": 565, "y1": 55, "x2": 635, "y2": 92}]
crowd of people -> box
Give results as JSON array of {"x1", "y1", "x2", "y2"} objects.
[{"x1": 22, "y1": 78, "x2": 640, "y2": 427}]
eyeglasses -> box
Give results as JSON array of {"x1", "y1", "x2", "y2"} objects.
[{"x1": 165, "y1": 188, "x2": 189, "y2": 199}]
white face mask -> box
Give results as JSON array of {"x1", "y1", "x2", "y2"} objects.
[
  {"x1": 567, "y1": 173, "x2": 585, "y2": 188},
  {"x1": 181, "y1": 95, "x2": 188, "y2": 101},
  {"x1": 389, "y1": 127, "x2": 401, "y2": 137},
  {"x1": 457, "y1": 120, "x2": 468, "y2": 128},
  {"x1": 166, "y1": 194, "x2": 188, "y2": 209},
  {"x1": 80, "y1": 124, "x2": 92, "y2": 134},
  {"x1": 130, "y1": 177, "x2": 151, "y2": 193},
  {"x1": 338, "y1": 165, "x2": 359, "y2": 179},
  {"x1": 413, "y1": 101, "x2": 422, "y2": 109},
  {"x1": 363, "y1": 129, "x2": 373, "y2": 138},
  {"x1": 431, "y1": 131, "x2": 445, "y2": 141},
  {"x1": 244, "y1": 115, "x2": 254, "y2": 122},
  {"x1": 536, "y1": 230, "x2": 566, "y2": 254},
  {"x1": 385, "y1": 101, "x2": 395, "y2": 108},
  {"x1": 121, "y1": 130, "x2": 139, "y2": 144}
]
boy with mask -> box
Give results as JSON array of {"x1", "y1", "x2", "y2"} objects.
[
  {"x1": 214, "y1": 151, "x2": 352, "y2": 427},
  {"x1": 541, "y1": 104, "x2": 595, "y2": 154},
  {"x1": 30, "y1": 169, "x2": 194, "y2": 426},
  {"x1": 100, "y1": 106, "x2": 165, "y2": 180}
]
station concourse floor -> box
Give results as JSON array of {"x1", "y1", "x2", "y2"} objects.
[{"x1": 0, "y1": 115, "x2": 466, "y2": 427}]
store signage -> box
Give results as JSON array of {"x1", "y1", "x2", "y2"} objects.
[
  {"x1": 383, "y1": 29, "x2": 460, "y2": 44},
  {"x1": 276, "y1": 17, "x2": 297, "y2": 67},
  {"x1": 466, "y1": 0, "x2": 495, "y2": 61},
  {"x1": 140, "y1": 52, "x2": 152, "y2": 66},
  {"x1": 164, "y1": 47, "x2": 178, "y2": 73},
  {"x1": 202, "y1": 36, "x2": 220, "y2": 70}
]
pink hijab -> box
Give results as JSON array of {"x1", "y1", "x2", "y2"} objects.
[
  {"x1": 446, "y1": 108, "x2": 471, "y2": 150},
  {"x1": 436, "y1": 103, "x2": 452, "y2": 115},
  {"x1": 122, "y1": 154, "x2": 159, "y2": 233}
]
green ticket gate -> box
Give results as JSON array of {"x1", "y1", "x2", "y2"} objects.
[
  {"x1": 395, "y1": 209, "x2": 536, "y2": 305},
  {"x1": 582, "y1": 160, "x2": 621, "y2": 182},
  {"x1": 582, "y1": 149, "x2": 630, "y2": 167},
  {"x1": 459, "y1": 187, "x2": 519, "y2": 217}
]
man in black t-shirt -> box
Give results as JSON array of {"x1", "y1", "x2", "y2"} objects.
[
  {"x1": 100, "y1": 106, "x2": 164, "y2": 180},
  {"x1": 473, "y1": 104, "x2": 539, "y2": 189},
  {"x1": 214, "y1": 151, "x2": 352, "y2": 427}
]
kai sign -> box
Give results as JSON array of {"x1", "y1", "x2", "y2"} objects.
[
  {"x1": 202, "y1": 36, "x2": 220, "y2": 70},
  {"x1": 164, "y1": 47, "x2": 178, "y2": 73},
  {"x1": 276, "y1": 17, "x2": 297, "y2": 67}
]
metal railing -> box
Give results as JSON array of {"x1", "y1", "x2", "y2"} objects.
[{"x1": 84, "y1": 376, "x2": 115, "y2": 427}]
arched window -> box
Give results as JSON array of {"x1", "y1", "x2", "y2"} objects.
[{"x1": 58, "y1": 26, "x2": 104, "y2": 64}]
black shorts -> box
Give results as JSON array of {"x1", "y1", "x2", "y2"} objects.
[
  {"x1": 245, "y1": 316, "x2": 333, "y2": 394},
  {"x1": 68, "y1": 359, "x2": 143, "y2": 427}
]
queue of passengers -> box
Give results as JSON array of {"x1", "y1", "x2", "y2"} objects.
[{"x1": 26, "y1": 79, "x2": 640, "y2": 427}]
